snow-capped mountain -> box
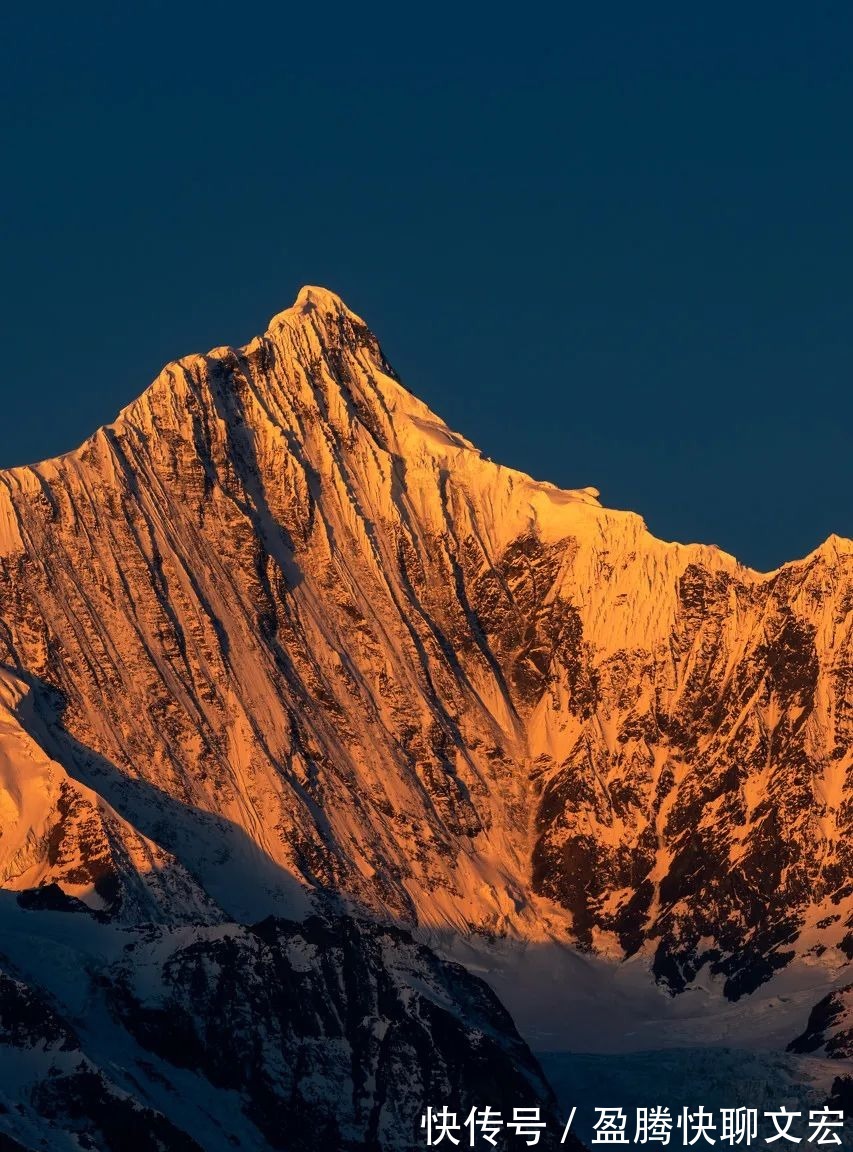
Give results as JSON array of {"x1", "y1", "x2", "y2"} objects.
[{"x1": 0, "y1": 286, "x2": 852, "y2": 1144}]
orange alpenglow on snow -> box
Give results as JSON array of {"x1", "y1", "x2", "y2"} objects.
[{"x1": 0, "y1": 288, "x2": 850, "y2": 1085}]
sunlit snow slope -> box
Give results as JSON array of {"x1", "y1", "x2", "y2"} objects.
[{"x1": 0, "y1": 286, "x2": 852, "y2": 1000}]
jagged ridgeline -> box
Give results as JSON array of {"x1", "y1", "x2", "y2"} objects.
[{"x1": 0, "y1": 287, "x2": 851, "y2": 1145}]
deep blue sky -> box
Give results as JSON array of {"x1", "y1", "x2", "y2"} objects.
[{"x1": 2, "y1": 4, "x2": 852, "y2": 571}]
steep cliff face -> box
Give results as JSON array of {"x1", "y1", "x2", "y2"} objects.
[
  {"x1": 530, "y1": 536, "x2": 853, "y2": 998},
  {"x1": 0, "y1": 897, "x2": 562, "y2": 1151},
  {"x1": 0, "y1": 287, "x2": 852, "y2": 1002},
  {"x1": 790, "y1": 984, "x2": 853, "y2": 1058},
  {"x1": 0, "y1": 670, "x2": 219, "y2": 924}
]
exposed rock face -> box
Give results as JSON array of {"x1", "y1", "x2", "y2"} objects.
[
  {"x1": 0, "y1": 961, "x2": 203, "y2": 1151},
  {"x1": 531, "y1": 546, "x2": 853, "y2": 997},
  {"x1": 0, "y1": 671, "x2": 218, "y2": 924},
  {"x1": 790, "y1": 984, "x2": 853, "y2": 1058},
  {"x1": 1, "y1": 285, "x2": 853, "y2": 1142},
  {"x1": 0, "y1": 904, "x2": 560, "y2": 1151},
  {"x1": 788, "y1": 986, "x2": 853, "y2": 1119},
  {"x1": 106, "y1": 915, "x2": 560, "y2": 1150}
]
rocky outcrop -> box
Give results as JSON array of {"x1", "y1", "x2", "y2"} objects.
[
  {"x1": 0, "y1": 961, "x2": 203, "y2": 1151},
  {"x1": 789, "y1": 984, "x2": 853, "y2": 1058}
]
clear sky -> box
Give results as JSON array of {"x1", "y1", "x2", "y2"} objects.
[{"x1": 2, "y1": 3, "x2": 852, "y2": 571}]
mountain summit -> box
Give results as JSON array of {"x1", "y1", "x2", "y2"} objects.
[
  {"x1": 1, "y1": 286, "x2": 852, "y2": 960},
  {"x1": 0, "y1": 288, "x2": 851, "y2": 1144}
]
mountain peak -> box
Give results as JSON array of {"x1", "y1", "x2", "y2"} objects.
[
  {"x1": 3, "y1": 283, "x2": 853, "y2": 1043},
  {"x1": 268, "y1": 284, "x2": 364, "y2": 332}
]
